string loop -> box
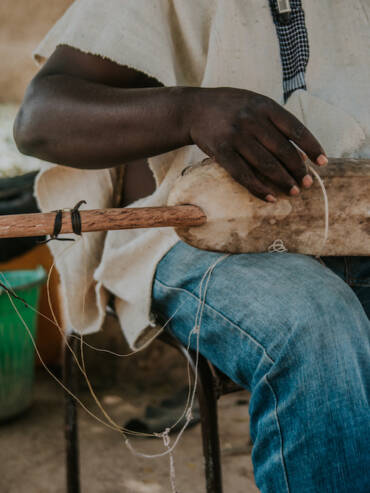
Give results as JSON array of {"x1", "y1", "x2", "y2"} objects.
[{"x1": 39, "y1": 199, "x2": 87, "y2": 244}]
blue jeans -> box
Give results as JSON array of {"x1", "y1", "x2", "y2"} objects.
[{"x1": 151, "y1": 242, "x2": 370, "y2": 493}]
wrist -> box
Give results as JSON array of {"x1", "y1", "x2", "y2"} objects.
[{"x1": 171, "y1": 86, "x2": 205, "y2": 146}]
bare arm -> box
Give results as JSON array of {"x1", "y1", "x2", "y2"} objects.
[
  {"x1": 15, "y1": 45, "x2": 327, "y2": 201},
  {"x1": 14, "y1": 45, "x2": 193, "y2": 169}
]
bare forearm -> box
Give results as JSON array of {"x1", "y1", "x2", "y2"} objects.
[
  {"x1": 15, "y1": 62, "x2": 326, "y2": 200},
  {"x1": 14, "y1": 74, "x2": 195, "y2": 168}
]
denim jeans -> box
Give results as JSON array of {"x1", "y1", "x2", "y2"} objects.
[{"x1": 151, "y1": 241, "x2": 370, "y2": 493}]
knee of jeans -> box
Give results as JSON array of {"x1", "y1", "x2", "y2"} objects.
[
  {"x1": 292, "y1": 262, "x2": 362, "y2": 319},
  {"x1": 266, "y1": 280, "x2": 369, "y2": 414},
  {"x1": 283, "y1": 274, "x2": 369, "y2": 362}
]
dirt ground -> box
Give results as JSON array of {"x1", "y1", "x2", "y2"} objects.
[{"x1": 0, "y1": 365, "x2": 259, "y2": 493}]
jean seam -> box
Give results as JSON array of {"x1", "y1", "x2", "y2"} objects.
[
  {"x1": 265, "y1": 375, "x2": 291, "y2": 493},
  {"x1": 154, "y1": 278, "x2": 275, "y2": 365},
  {"x1": 344, "y1": 257, "x2": 351, "y2": 284}
]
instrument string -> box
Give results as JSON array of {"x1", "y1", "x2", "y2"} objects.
[
  {"x1": 308, "y1": 164, "x2": 329, "y2": 251},
  {"x1": 1, "y1": 244, "x2": 228, "y2": 493},
  {"x1": 0, "y1": 242, "x2": 228, "y2": 443},
  {"x1": 268, "y1": 163, "x2": 329, "y2": 253}
]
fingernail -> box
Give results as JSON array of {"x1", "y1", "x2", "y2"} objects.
[
  {"x1": 266, "y1": 194, "x2": 277, "y2": 203},
  {"x1": 302, "y1": 174, "x2": 313, "y2": 188},
  {"x1": 290, "y1": 185, "x2": 300, "y2": 196},
  {"x1": 317, "y1": 154, "x2": 328, "y2": 166}
]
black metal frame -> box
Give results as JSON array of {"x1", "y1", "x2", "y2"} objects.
[
  {"x1": 63, "y1": 328, "x2": 243, "y2": 493},
  {"x1": 63, "y1": 335, "x2": 80, "y2": 493}
]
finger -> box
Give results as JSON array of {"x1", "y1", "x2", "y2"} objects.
[
  {"x1": 216, "y1": 147, "x2": 276, "y2": 202},
  {"x1": 252, "y1": 123, "x2": 313, "y2": 189},
  {"x1": 267, "y1": 104, "x2": 328, "y2": 166},
  {"x1": 237, "y1": 137, "x2": 300, "y2": 196},
  {"x1": 295, "y1": 148, "x2": 313, "y2": 188}
]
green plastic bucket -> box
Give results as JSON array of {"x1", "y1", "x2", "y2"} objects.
[{"x1": 0, "y1": 266, "x2": 46, "y2": 421}]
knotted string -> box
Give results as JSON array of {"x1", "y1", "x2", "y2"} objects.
[{"x1": 39, "y1": 200, "x2": 87, "y2": 243}]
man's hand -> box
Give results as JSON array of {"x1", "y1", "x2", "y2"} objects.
[{"x1": 189, "y1": 88, "x2": 327, "y2": 201}]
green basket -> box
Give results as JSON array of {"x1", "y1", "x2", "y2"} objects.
[{"x1": 0, "y1": 267, "x2": 46, "y2": 421}]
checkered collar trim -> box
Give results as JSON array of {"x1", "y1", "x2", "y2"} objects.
[{"x1": 268, "y1": 0, "x2": 309, "y2": 102}]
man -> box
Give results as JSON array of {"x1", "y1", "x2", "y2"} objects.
[{"x1": 14, "y1": 1, "x2": 370, "y2": 491}]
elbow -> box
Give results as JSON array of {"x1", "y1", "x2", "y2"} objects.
[
  {"x1": 13, "y1": 107, "x2": 36, "y2": 157},
  {"x1": 13, "y1": 82, "x2": 49, "y2": 158}
]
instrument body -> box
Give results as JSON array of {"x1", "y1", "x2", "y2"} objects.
[
  {"x1": 1, "y1": 158, "x2": 369, "y2": 256},
  {"x1": 168, "y1": 158, "x2": 370, "y2": 256}
]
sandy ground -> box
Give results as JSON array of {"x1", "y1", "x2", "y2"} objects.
[{"x1": 0, "y1": 368, "x2": 259, "y2": 493}]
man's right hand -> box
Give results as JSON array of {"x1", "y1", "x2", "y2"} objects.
[{"x1": 188, "y1": 87, "x2": 327, "y2": 202}]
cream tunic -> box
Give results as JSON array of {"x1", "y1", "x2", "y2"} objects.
[{"x1": 33, "y1": 0, "x2": 370, "y2": 348}]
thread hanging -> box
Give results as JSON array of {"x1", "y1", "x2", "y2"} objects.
[
  {"x1": 0, "y1": 239, "x2": 229, "y2": 490},
  {"x1": 160, "y1": 428, "x2": 178, "y2": 493},
  {"x1": 268, "y1": 163, "x2": 329, "y2": 254},
  {"x1": 125, "y1": 254, "x2": 229, "y2": 491}
]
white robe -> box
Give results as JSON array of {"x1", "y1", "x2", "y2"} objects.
[{"x1": 33, "y1": 0, "x2": 370, "y2": 348}]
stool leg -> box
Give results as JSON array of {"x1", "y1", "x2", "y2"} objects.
[
  {"x1": 196, "y1": 355, "x2": 223, "y2": 493},
  {"x1": 63, "y1": 335, "x2": 81, "y2": 493}
]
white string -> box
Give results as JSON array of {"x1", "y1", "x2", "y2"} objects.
[
  {"x1": 160, "y1": 428, "x2": 178, "y2": 493},
  {"x1": 0, "y1": 243, "x2": 203, "y2": 439},
  {"x1": 0, "y1": 246, "x2": 229, "y2": 493},
  {"x1": 125, "y1": 254, "x2": 229, "y2": 466},
  {"x1": 308, "y1": 164, "x2": 329, "y2": 250},
  {"x1": 268, "y1": 163, "x2": 329, "y2": 254},
  {"x1": 0, "y1": 271, "x2": 126, "y2": 434},
  {"x1": 268, "y1": 239, "x2": 288, "y2": 253}
]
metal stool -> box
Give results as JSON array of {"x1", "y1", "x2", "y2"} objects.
[{"x1": 63, "y1": 312, "x2": 244, "y2": 493}]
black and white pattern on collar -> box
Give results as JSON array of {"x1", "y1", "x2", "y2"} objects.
[{"x1": 268, "y1": 0, "x2": 309, "y2": 102}]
